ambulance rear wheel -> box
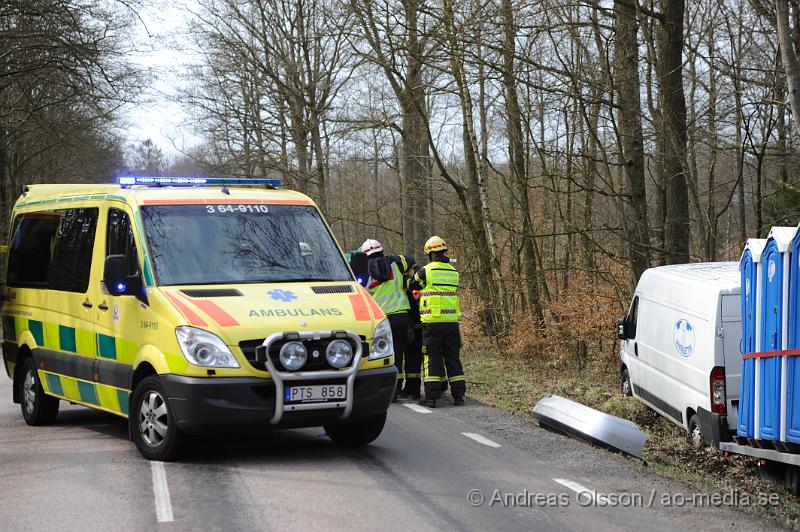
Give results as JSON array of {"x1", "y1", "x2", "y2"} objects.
[
  {"x1": 130, "y1": 376, "x2": 184, "y2": 461},
  {"x1": 325, "y1": 412, "x2": 386, "y2": 446},
  {"x1": 19, "y1": 357, "x2": 59, "y2": 425}
]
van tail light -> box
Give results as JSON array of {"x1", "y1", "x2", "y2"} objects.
[{"x1": 710, "y1": 366, "x2": 727, "y2": 414}]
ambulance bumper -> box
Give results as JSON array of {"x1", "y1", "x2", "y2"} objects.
[{"x1": 161, "y1": 366, "x2": 397, "y2": 434}]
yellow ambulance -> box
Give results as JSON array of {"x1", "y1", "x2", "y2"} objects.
[{"x1": 1, "y1": 177, "x2": 397, "y2": 460}]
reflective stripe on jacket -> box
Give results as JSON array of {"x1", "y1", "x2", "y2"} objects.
[
  {"x1": 369, "y1": 261, "x2": 411, "y2": 315},
  {"x1": 418, "y1": 261, "x2": 460, "y2": 323}
]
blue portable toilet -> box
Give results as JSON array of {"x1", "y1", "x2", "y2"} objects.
[
  {"x1": 758, "y1": 227, "x2": 795, "y2": 442},
  {"x1": 738, "y1": 238, "x2": 766, "y2": 438},
  {"x1": 786, "y1": 225, "x2": 800, "y2": 444}
]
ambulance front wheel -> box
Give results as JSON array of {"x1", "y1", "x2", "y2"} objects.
[
  {"x1": 131, "y1": 376, "x2": 184, "y2": 461},
  {"x1": 19, "y1": 357, "x2": 59, "y2": 425},
  {"x1": 325, "y1": 412, "x2": 387, "y2": 446}
]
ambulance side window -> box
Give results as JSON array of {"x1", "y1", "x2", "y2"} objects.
[
  {"x1": 48, "y1": 208, "x2": 99, "y2": 293},
  {"x1": 7, "y1": 212, "x2": 60, "y2": 288},
  {"x1": 106, "y1": 208, "x2": 140, "y2": 277}
]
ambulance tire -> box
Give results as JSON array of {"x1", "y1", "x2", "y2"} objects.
[
  {"x1": 325, "y1": 412, "x2": 387, "y2": 447},
  {"x1": 19, "y1": 357, "x2": 59, "y2": 426},
  {"x1": 130, "y1": 376, "x2": 184, "y2": 461}
]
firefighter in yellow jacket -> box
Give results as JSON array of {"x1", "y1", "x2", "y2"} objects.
[{"x1": 409, "y1": 236, "x2": 465, "y2": 407}]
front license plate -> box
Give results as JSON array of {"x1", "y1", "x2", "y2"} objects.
[{"x1": 285, "y1": 384, "x2": 346, "y2": 404}]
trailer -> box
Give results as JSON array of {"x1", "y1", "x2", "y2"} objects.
[{"x1": 719, "y1": 441, "x2": 800, "y2": 494}]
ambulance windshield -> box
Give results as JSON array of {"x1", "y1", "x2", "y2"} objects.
[{"x1": 140, "y1": 204, "x2": 352, "y2": 286}]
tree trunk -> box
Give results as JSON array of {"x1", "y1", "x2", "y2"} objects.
[
  {"x1": 613, "y1": 0, "x2": 651, "y2": 281},
  {"x1": 656, "y1": 0, "x2": 690, "y2": 264},
  {"x1": 776, "y1": 0, "x2": 800, "y2": 126},
  {"x1": 400, "y1": 0, "x2": 431, "y2": 256},
  {"x1": 500, "y1": 0, "x2": 542, "y2": 322}
]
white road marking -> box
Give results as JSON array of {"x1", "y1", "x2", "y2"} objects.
[
  {"x1": 553, "y1": 478, "x2": 601, "y2": 504},
  {"x1": 151, "y1": 461, "x2": 174, "y2": 523},
  {"x1": 403, "y1": 403, "x2": 432, "y2": 414},
  {"x1": 461, "y1": 432, "x2": 502, "y2": 448}
]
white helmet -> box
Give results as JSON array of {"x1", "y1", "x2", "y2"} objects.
[{"x1": 359, "y1": 239, "x2": 383, "y2": 256}]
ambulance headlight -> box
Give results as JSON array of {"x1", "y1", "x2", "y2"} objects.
[
  {"x1": 368, "y1": 319, "x2": 393, "y2": 360},
  {"x1": 279, "y1": 341, "x2": 307, "y2": 371},
  {"x1": 175, "y1": 326, "x2": 240, "y2": 368},
  {"x1": 326, "y1": 339, "x2": 354, "y2": 368}
]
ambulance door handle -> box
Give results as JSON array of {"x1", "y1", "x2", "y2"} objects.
[
  {"x1": 82, "y1": 300, "x2": 93, "y2": 309},
  {"x1": 98, "y1": 302, "x2": 109, "y2": 311}
]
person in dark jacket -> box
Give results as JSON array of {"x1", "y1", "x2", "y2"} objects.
[
  {"x1": 399, "y1": 260, "x2": 423, "y2": 399},
  {"x1": 358, "y1": 239, "x2": 412, "y2": 401}
]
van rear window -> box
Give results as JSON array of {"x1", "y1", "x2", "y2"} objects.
[{"x1": 139, "y1": 204, "x2": 352, "y2": 286}]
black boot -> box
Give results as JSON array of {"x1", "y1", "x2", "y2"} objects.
[
  {"x1": 453, "y1": 396, "x2": 465, "y2": 406},
  {"x1": 418, "y1": 397, "x2": 437, "y2": 408}
]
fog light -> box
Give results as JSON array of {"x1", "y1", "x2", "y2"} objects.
[
  {"x1": 279, "y1": 341, "x2": 307, "y2": 371},
  {"x1": 326, "y1": 339, "x2": 354, "y2": 368}
]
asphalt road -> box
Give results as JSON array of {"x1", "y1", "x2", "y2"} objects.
[{"x1": 0, "y1": 376, "x2": 774, "y2": 531}]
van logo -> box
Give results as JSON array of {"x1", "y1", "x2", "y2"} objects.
[
  {"x1": 268, "y1": 289, "x2": 297, "y2": 303},
  {"x1": 674, "y1": 319, "x2": 695, "y2": 357}
]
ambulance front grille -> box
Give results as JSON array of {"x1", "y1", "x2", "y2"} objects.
[{"x1": 311, "y1": 285, "x2": 354, "y2": 294}]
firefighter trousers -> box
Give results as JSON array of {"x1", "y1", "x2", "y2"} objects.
[
  {"x1": 402, "y1": 325, "x2": 423, "y2": 396},
  {"x1": 422, "y1": 322, "x2": 465, "y2": 400},
  {"x1": 388, "y1": 313, "x2": 409, "y2": 396}
]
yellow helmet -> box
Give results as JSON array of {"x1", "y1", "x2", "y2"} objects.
[{"x1": 423, "y1": 236, "x2": 448, "y2": 255}]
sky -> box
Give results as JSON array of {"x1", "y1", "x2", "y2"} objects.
[{"x1": 123, "y1": 1, "x2": 200, "y2": 159}]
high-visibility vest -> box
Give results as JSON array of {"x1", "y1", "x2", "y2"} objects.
[
  {"x1": 370, "y1": 261, "x2": 411, "y2": 315},
  {"x1": 419, "y1": 261, "x2": 460, "y2": 323}
]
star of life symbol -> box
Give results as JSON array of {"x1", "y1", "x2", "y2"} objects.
[{"x1": 269, "y1": 289, "x2": 297, "y2": 302}]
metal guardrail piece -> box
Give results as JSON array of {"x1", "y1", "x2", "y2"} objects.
[{"x1": 531, "y1": 393, "x2": 648, "y2": 460}]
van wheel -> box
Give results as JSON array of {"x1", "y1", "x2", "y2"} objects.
[
  {"x1": 621, "y1": 369, "x2": 632, "y2": 397},
  {"x1": 19, "y1": 357, "x2": 59, "y2": 425},
  {"x1": 325, "y1": 413, "x2": 386, "y2": 446},
  {"x1": 688, "y1": 414, "x2": 704, "y2": 448},
  {"x1": 130, "y1": 376, "x2": 184, "y2": 461}
]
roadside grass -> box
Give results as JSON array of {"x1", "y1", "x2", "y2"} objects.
[{"x1": 461, "y1": 335, "x2": 800, "y2": 529}]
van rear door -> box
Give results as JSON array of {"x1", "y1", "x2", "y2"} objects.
[{"x1": 721, "y1": 294, "x2": 742, "y2": 430}]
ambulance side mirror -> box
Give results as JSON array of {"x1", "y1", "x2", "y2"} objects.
[
  {"x1": 103, "y1": 254, "x2": 144, "y2": 299},
  {"x1": 350, "y1": 251, "x2": 369, "y2": 287}
]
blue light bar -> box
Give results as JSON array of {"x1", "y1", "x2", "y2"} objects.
[{"x1": 117, "y1": 176, "x2": 281, "y2": 188}]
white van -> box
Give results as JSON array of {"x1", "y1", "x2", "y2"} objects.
[{"x1": 618, "y1": 263, "x2": 742, "y2": 448}]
